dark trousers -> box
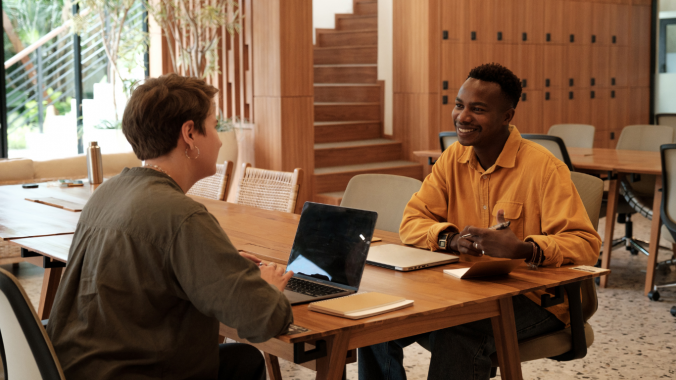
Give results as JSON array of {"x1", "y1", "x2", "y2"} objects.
[
  {"x1": 218, "y1": 343, "x2": 266, "y2": 380},
  {"x1": 358, "y1": 295, "x2": 566, "y2": 380}
]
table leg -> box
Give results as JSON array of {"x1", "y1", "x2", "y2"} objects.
[
  {"x1": 491, "y1": 297, "x2": 523, "y2": 380},
  {"x1": 315, "y1": 331, "x2": 350, "y2": 380},
  {"x1": 264, "y1": 353, "x2": 283, "y2": 380},
  {"x1": 600, "y1": 174, "x2": 621, "y2": 288},
  {"x1": 38, "y1": 267, "x2": 63, "y2": 319},
  {"x1": 645, "y1": 175, "x2": 663, "y2": 296}
]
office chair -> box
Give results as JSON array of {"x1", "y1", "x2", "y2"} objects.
[
  {"x1": 439, "y1": 131, "x2": 458, "y2": 151},
  {"x1": 647, "y1": 144, "x2": 676, "y2": 313},
  {"x1": 0, "y1": 267, "x2": 66, "y2": 379},
  {"x1": 520, "y1": 134, "x2": 574, "y2": 171},
  {"x1": 340, "y1": 174, "x2": 423, "y2": 233},
  {"x1": 548, "y1": 124, "x2": 596, "y2": 149}
]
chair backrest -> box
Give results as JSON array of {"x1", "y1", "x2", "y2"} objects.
[
  {"x1": 660, "y1": 145, "x2": 676, "y2": 243},
  {"x1": 439, "y1": 131, "x2": 458, "y2": 151},
  {"x1": 186, "y1": 161, "x2": 234, "y2": 201},
  {"x1": 547, "y1": 124, "x2": 596, "y2": 149},
  {"x1": 569, "y1": 172, "x2": 603, "y2": 322},
  {"x1": 0, "y1": 158, "x2": 34, "y2": 184},
  {"x1": 235, "y1": 163, "x2": 304, "y2": 213},
  {"x1": 616, "y1": 125, "x2": 674, "y2": 152},
  {"x1": 340, "y1": 174, "x2": 423, "y2": 233},
  {"x1": 0, "y1": 267, "x2": 65, "y2": 380},
  {"x1": 521, "y1": 134, "x2": 574, "y2": 171},
  {"x1": 655, "y1": 114, "x2": 676, "y2": 142}
]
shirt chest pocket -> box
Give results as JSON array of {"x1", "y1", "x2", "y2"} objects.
[{"x1": 493, "y1": 201, "x2": 524, "y2": 241}]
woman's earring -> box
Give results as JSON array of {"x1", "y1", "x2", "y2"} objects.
[{"x1": 185, "y1": 145, "x2": 200, "y2": 159}]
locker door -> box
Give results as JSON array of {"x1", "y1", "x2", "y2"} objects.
[
  {"x1": 493, "y1": 0, "x2": 517, "y2": 43},
  {"x1": 591, "y1": 46, "x2": 610, "y2": 88},
  {"x1": 592, "y1": 3, "x2": 611, "y2": 45},
  {"x1": 609, "y1": 46, "x2": 629, "y2": 88},
  {"x1": 515, "y1": 44, "x2": 544, "y2": 90},
  {"x1": 608, "y1": 88, "x2": 629, "y2": 142},
  {"x1": 442, "y1": 43, "x2": 470, "y2": 90},
  {"x1": 441, "y1": 0, "x2": 469, "y2": 42},
  {"x1": 512, "y1": 90, "x2": 544, "y2": 134},
  {"x1": 543, "y1": 45, "x2": 566, "y2": 89},
  {"x1": 590, "y1": 89, "x2": 609, "y2": 144},
  {"x1": 610, "y1": 4, "x2": 630, "y2": 46},
  {"x1": 441, "y1": 88, "x2": 460, "y2": 137},
  {"x1": 629, "y1": 6, "x2": 651, "y2": 88},
  {"x1": 468, "y1": 0, "x2": 495, "y2": 43},
  {"x1": 544, "y1": 0, "x2": 565, "y2": 44},
  {"x1": 543, "y1": 89, "x2": 565, "y2": 132},
  {"x1": 564, "y1": 1, "x2": 592, "y2": 45},
  {"x1": 468, "y1": 44, "x2": 495, "y2": 71},
  {"x1": 516, "y1": 0, "x2": 545, "y2": 44},
  {"x1": 563, "y1": 89, "x2": 592, "y2": 125},
  {"x1": 566, "y1": 45, "x2": 592, "y2": 89},
  {"x1": 492, "y1": 44, "x2": 517, "y2": 72},
  {"x1": 628, "y1": 87, "x2": 650, "y2": 125}
]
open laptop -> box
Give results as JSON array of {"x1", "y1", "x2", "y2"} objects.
[
  {"x1": 367, "y1": 244, "x2": 459, "y2": 271},
  {"x1": 283, "y1": 202, "x2": 378, "y2": 305}
]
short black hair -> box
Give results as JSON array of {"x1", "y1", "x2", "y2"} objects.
[{"x1": 467, "y1": 63, "x2": 522, "y2": 109}]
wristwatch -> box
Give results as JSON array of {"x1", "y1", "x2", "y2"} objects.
[{"x1": 438, "y1": 233, "x2": 451, "y2": 250}]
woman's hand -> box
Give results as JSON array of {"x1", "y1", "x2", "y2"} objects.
[
  {"x1": 239, "y1": 251, "x2": 262, "y2": 265},
  {"x1": 259, "y1": 262, "x2": 294, "y2": 292}
]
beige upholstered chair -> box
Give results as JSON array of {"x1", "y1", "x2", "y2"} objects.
[
  {"x1": 439, "y1": 131, "x2": 458, "y2": 151},
  {"x1": 235, "y1": 163, "x2": 303, "y2": 213},
  {"x1": 0, "y1": 267, "x2": 66, "y2": 379},
  {"x1": 340, "y1": 174, "x2": 423, "y2": 233},
  {"x1": 187, "y1": 161, "x2": 234, "y2": 201},
  {"x1": 0, "y1": 158, "x2": 34, "y2": 184},
  {"x1": 656, "y1": 114, "x2": 676, "y2": 143},
  {"x1": 547, "y1": 124, "x2": 596, "y2": 149}
]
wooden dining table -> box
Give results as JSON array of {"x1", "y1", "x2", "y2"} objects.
[
  {"x1": 412, "y1": 147, "x2": 663, "y2": 296},
  {"x1": 2, "y1": 182, "x2": 603, "y2": 380}
]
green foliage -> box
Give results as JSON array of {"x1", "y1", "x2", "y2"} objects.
[
  {"x1": 94, "y1": 120, "x2": 122, "y2": 130},
  {"x1": 7, "y1": 124, "x2": 35, "y2": 150},
  {"x1": 217, "y1": 116, "x2": 248, "y2": 133},
  {"x1": 23, "y1": 88, "x2": 72, "y2": 120}
]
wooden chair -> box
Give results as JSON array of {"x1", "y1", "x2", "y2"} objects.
[
  {"x1": 186, "y1": 161, "x2": 234, "y2": 201},
  {"x1": 0, "y1": 267, "x2": 65, "y2": 379},
  {"x1": 548, "y1": 124, "x2": 596, "y2": 149},
  {"x1": 235, "y1": 163, "x2": 303, "y2": 213}
]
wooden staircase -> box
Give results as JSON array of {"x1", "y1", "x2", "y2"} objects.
[{"x1": 313, "y1": 0, "x2": 423, "y2": 206}]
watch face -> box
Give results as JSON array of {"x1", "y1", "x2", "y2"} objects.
[{"x1": 439, "y1": 240, "x2": 447, "y2": 248}]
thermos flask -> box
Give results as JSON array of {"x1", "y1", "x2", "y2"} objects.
[{"x1": 86, "y1": 141, "x2": 103, "y2": 185}]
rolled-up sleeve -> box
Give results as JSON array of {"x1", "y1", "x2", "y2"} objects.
[{"x1": 169, "y1": 211, "x2": 293, "y2": 343}]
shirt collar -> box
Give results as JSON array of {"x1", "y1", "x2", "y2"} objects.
[{"x1": 457, "y1": 125, "x2": 521, "y2": 173}]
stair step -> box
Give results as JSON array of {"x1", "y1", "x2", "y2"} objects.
[
  {"x1": 314, "y1": 191, "x2": 345, "y2": 206},
  {"x1": 315, "y1": 121, "x2": 381, "y2": 143},
  {"x1": 314, "y1": 161, "x2": 423, "y2": 193},
  {"x1": 354, "y1": 2, "x2": 377, "y2": 15},
  {"x1": 314, "y1": 64, "x2": 378, "y2": 84},
  {"x1": 314, "y1": 46, "x2": 377, "y2": 65},
  {"x1": 314, "y1": 102, "x2": 380, "y2": 122},
  {"x1": 317, "y1": 29, "x2": 377, "y2": 47},
  {"x1": 336, "y1": 14, "x2": 377, "y2": 30},
  {"x1": 315, "y1": 84, "x2": 380, "y2": 102},
  {"x1": 315, "y1": 138, "x2": 401, "y2": 168}
]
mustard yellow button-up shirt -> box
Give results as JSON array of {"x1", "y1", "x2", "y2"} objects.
[{"x1": 400, "y1": 126, "x2": 601, "y2": 324}]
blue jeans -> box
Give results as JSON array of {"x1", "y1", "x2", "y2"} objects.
[{"x1": 358, "y1": 295, "x2": 565, "y2": 380}]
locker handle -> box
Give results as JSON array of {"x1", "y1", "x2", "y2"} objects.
[
  {"x1": 471, "y1": 31, "x2": 476, "y2": 40},
  {"x1": 443, "y1": 81, "x2": 448, "y2": 90},
  {"x1": 611, "y1": 78, "x2": 616, "y2": 86},
  {"x1": 545, "y1": 92, "x2": 550, "y2": 100},
  {"x1": 592, "y1": 35, "x2": 596, "y2": 43},
  {"x1": 569, "y1": 92, "x2": 574, "y2": 100},
  {"x1": 522, "y1": 79, "x2": 527, "y2": 88},
  {"x1": 443, "y1": 95, "x2": 448, "y2": 105},
  {"x1": 545, "y1": 79, "x2": 550, "y2": 87},
  {"x1": 497, "y1": 32, "x2": 503, "y2": 41},
  {"x1": 546, "y1": 33, "x2": 551, "y2": 42},
  {"x1": 522, "y1": 93, "x2": 527, "y2": 101},
  {"x1": 612, "y1": 36, "x2": 617, "y2": 44},
  {"x1": 522, "y1": 33, "x2": 527, "y2": 42},
  {"x1": 591, "y1": 78, "x2": 595, "y2": 86},
  {"x1": 569, "y1": 79, "x2": 574, "y2": 87},
  {"x1": 591, "y1": 91, "x2": 595, "y2": 99},
  {"x1": 611, "y1": 90, "x2": 616, "y2": 98},
  {"x1": 443, "y1": 30, "x2": 449, "y2": 40},
  {"x1": 570, "y1": 34, "x2": 575, "y2": 43}
]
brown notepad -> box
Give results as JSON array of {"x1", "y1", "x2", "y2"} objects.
[{"x1": 308, "y1": 292, "x2": 414, "y2": 319}]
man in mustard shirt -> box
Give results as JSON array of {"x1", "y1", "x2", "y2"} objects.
[{"x1": 358, "y1": 63, "x2": 602, "y2": 380}]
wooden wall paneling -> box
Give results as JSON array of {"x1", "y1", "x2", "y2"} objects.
[
  {"x1": 591, "y1": 46, "x2": 610, "y2": 88},
  {"x1": 629, "y1": 5, "x2": 651, "y2": 88},
  {"x1": 566, "y1": 45, "x2": 592, "y2": 89},
  {"x1": 394, "y1": 93, "x2": 438, "y2": 160},
  {"x1": 515, "y1": 44, "x2": 544, "y2": 90},
  {"x1": 632, "y1": 0, "x2": 653, "y2": 6},
  {"x1": 543, "y1": 45, "x2": 566, "y2": 89},
  {"x1": 442, "y1": 43, "x2": 469, "y2": 90},
  {"x1": 543, "y1": 89, "x2": 564, "y2": 131},
  {"x1": 516, "y1": 0, "x2": 545, "y2": 45},
  {"x1": 511, "y1": 90, "x2": 543, "y2": 133},
  {"x1": 441, "y1": 88, "x2": 459, "y2": 137},
  {"x1": 563, "y1": 89, "x2": 592, "y2": 125},
  {"x1": 610, "y1": 4, "x2": 630, "y2": 46},
  {"x1": 592, "y1": 2, "x2": 611, "y2": 45},
  {"x1": 590, "y1": 88, "x2": 609, "y2": 133},
  {"x1": 607, "y1": 88, "x2": 629, "y2": 141},
  {"x1": 468, "y1": 0, "x2": 495, "y2": 43},
  {"x1": 544, "y1": 0, "x2": 565, "y2": 44},
  {"x1": 609, "y1": 46, "x2": 629, "y2": 88},
  {"x1": 493, "y1": 0, "x2": 517, "y2": 43},
  {"x1": 564, "y1": 1, "x2": 593, "y2": 45},
  {"x1": 628, "y1": 87, "x2": 651, "y2": 125},
  {"x1": 441, "y1": 0, "x2": 469, "y2": 42},
  {"x1": 468, "y1": 43, "x2": 494, "y2": 71},
  {"x1": 393, "y1": 0, "x2": 436, "y2": 93},
  {"x1": 492, "y1": 44, "x2": 517, "y2": 74}
]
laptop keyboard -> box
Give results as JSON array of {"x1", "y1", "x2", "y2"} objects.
[{"x1": 285, "y1": 277, "x2": 344, "y2": 297}]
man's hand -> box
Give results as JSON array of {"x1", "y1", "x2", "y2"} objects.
[
  {"x1": 451, "y1": 227, "x2": 483, "y2": 256},
  {"x1": 259, "y1": 262, "x2": 294, "y2": 292},
  {"x1": 458, "y1": 210, "x2": 532, "y2": 260}
]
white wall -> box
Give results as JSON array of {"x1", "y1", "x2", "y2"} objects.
[
  {"x1": 312, "y1": 0, "x2": 353, "y2": 42},
  {"x1": 378, "y1": 0, "x2": 393, "y2": 135},
  {"x1": 657, "y1": 9, "x2": 676, "y2": 114}
]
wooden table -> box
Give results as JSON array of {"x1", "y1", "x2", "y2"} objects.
[
  {"x1": 412, "y1": 147, "x2": 663, "y2": 295},
  {"x1": 3, "y1": 184, "x2": 598, "y2": 380}
]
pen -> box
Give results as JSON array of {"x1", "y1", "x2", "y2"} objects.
[{"x1": 461, "y1": 220, "x2": 511, "y2": 239}]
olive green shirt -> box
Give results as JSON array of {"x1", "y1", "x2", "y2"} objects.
[{"x1": 47, "y1": 168, "x2": 293, "y2": 380}]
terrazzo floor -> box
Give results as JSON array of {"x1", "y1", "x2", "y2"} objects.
[{"x1": 3, "y1": 214, "x2": 676, "y2": 379}]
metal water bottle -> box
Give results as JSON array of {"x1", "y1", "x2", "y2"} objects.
[{"x1": 86, "y1": 141, "x2": 103, "y2": 185}]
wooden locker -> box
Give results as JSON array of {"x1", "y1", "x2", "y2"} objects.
[
  {"x1": 493, "y1": 44, "x2": 517, "y2": 71},
  {"x1": 591, "y1": 46, "x2": 610, "y2": 88},
  {"x1": 563, "y1": 89, "x2": 592, "y2": 125},
  {"x1": 632, "y1": 0, "x2": 652, "y2": 6},
  {"x1": 441, "y1": 88, "x2": 460, "y2": 136},
  {"x1": 492, "y1": 0, "x2": 518, "y2": 43},
  {"x1": 544, "y1": 0, "x2": 565, "y2": 44},
  {"x1": 516, "y1": 0, "x2": 544, "y2": 45},
  {"x1": 543, "y1": 45, "x2": 566, "y2": 89},
  {"x1": 543, "y1": 89, "x2": 565, "y2": 131},
  {"x1": 610, "y1": 4, "x2": 630, "y2": 46},
  {"x1": 515, "y1": 44, "x2": 544, "y2": 90},
  {"x1": 442, "y1": 43, "x2": 470, "y2": 90},
  {"x1": 628, "y1": 87, "x2": 650, "y2": 125},
  {"x1": 468, "y1": 0, "x2": 495, "y2": 43},
  {"x1": 512, "y1": 90, "x2": 544, "y2": 133},
  {"x1": 565, "y1": 45, "x2": 592, "y2": 89},
  {"x1": 468, "y1": 44, "x2": 495, "y2": 71},
  {"x1": 441, "y1": 0, "x2": 469, "y2": 42},
  {"x1": 590, "y1": 88, "x2": 609, "y2": 132},
  {"x1": 609, "y1": 46, "x2": 629, "y2": 88},
  {"x1": 594, "y1": 130, "x2": 610, "y2": 149},
  {"x1": 564, "y1": 1, "x2": 593, "y2": 45},
  {"x1": 608, "y1": 88, "x2": 629, "y2": 135},
  {"x1": 629, "y1": 6, "x2": 651, "y2": 88},
  {"x1": 592, "y1": 3, "x2": 611, "y2": 45}
]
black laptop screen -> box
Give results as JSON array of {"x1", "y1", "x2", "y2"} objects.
[{"x1": 285, "y1": 202, "x2": 377, "y2": 289}]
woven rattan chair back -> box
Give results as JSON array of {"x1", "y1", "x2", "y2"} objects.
[
  {"x1": 235, "y1": 163, "x2": 304, "y2": 213},
  {"x1": 186, "y1": 161, "x2": 234, "y2": 201}
]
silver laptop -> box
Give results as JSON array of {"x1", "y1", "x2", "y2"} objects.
[
  {"x1": 367, "y1": 244, "x2": 459, "y2": 271},
  {"x1": 283, "y1": 202, "x2": 378, "y2": 305}
]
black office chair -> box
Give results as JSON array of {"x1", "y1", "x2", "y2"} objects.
[
  {"x1": 439, "y1": 131, "x2": 458, "y2": 151},
  {"x1": 520, "y1": 134, "x2": 574, "y2": 171}
]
